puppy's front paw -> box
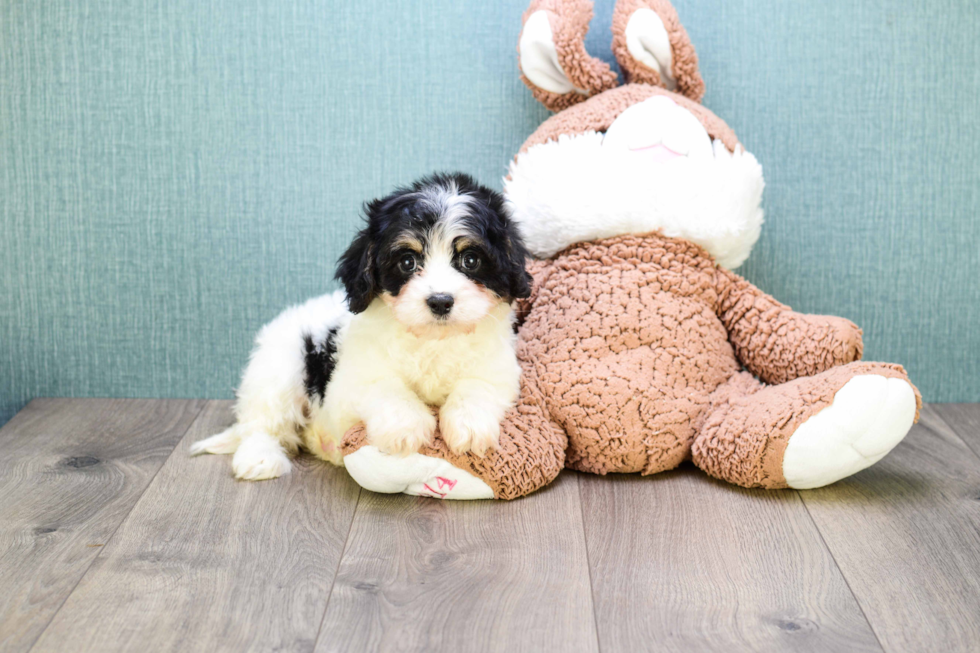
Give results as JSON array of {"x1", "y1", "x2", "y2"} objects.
[
  {"x1": 365, "y1": 402, "x2": 436, "y2": 456},
  {"x1": 440, "y1": 403, "x2": 500, "y2": 457}
]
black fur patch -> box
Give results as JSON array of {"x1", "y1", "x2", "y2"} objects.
[
  {"x1": 303, "y1": 328, "x2": 339, "y2": 403},
  {"x1": 335, "y1": 172, "x2": 532, "y2": 313}
]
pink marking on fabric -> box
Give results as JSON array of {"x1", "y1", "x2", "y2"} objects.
[
  {"x1": 422, "y1": 483, "x2": 446, "y2": 499},
  {"x1": 436, "y1": 476, "x2": 457, "y2": 491},
  {"x1": 629, "y1": 142, "x2": 685, "y2": 162}
]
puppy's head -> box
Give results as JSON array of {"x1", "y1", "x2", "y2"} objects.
[{"x1": 336, "y1": 173, "x2": 532, "y2": 334}]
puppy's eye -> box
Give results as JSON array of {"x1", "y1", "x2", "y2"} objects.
[
  {"x1": 398, "y1": 253, "x2": 417, "y2": 274},
  {"x1": 460, "y1": 249, "x2": 481, "y2": 272}
]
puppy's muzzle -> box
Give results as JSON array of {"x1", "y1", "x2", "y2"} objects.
[{"x1": 426, "y1": 293, "x2": 454, "y2": 317}]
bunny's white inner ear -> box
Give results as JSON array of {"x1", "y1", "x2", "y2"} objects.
[
  {"x1": 520, "y1": 11, "x2": 586, "y2": 95},
  {"x1": 625, "y1": 8, "x2": 676, "y2": 90}
]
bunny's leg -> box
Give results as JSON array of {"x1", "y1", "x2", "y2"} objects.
[{"x1": 692, "y1": 363, "x2": 920, "y2": 489}]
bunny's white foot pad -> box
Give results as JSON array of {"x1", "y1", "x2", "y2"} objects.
[
  {"x1": 782, "y1": 375, "x2": 917, "y2": 489},
  {"x1": 343, "y1": 446, "x2": 494, "y2": 500}
]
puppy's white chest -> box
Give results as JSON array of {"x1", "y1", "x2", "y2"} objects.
[{"x1": 399, "y1": 337, "x2": 481, "y2": 405}]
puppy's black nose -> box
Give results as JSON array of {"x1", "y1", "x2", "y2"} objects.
[{"x1": 426, "y1": 293, "x2": 454, "y2": 317}]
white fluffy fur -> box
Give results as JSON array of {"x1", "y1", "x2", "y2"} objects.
[
  {"x1": 189, "y1": 290, "x2": 351, "y2": 478},
  {"x1": 504, "y1": 98, "x2": 766, "y2": 269},
  {"x1": 191, "y1": 263, "x2": 521, "y2": 480},
  {"x1": 321, "y1": 299, "x2": 519, "y2": 459}
]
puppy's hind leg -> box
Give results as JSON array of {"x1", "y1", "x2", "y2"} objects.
[
  {"x1": 189, "y1": 425, "x2": 243, "y2": 455},
  {"x1": 232, "y1": 429, "x2": 293, "y2": 480},
  {"x1": 191, "y1": 290, "x2": 351, "y2": 481}
]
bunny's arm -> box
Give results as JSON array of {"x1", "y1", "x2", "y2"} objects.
[{"x1": 714, "y1": 267, "x2": 863, "y2": 385}]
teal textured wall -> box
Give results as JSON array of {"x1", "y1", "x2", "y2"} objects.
[{"x1": 2, "y1": 0, "x2": 978, "y2": 426}]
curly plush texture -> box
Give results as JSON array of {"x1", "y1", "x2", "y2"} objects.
[
  {"x1": 610, "y1": 0, "x2": 705, "y2": 102},
  {"x1": 692, "y1": 363, "x2": 921, "y2": 488},
  {"x1": 342, "y1": 360, "x2": 567, "y2": 500},
  {"x1": 516, "y1": 84, "x2": 739, "y2": 155},
  {"x1": 510, "y1": 232, "x2": 919, "y2": 483},
  {"x1": 518, "y1": 0, "x2": 620, "y2": 112},
  {"x1": 716, "y1": 268, "x2": 865, "y2": 385},
  {"x1": 344, "y1": 231, "x2": 920, "y2": 498}
]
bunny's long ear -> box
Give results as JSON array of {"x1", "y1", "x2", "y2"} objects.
[
  {"x1": 611, "y1": 0, "x2": 705, "y2": 103},
  {"x1": 518, "y1": 0, "x2": 619, "y2": 112}
]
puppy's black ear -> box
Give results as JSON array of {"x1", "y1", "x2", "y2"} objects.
[
  {"x1": 473, "y1": 181, "x2": 533, "y2": 302},
  {"x1": 507, "y1": 247, "x2": 533, "y2": 300},
  {"x1": 503, "y1": 216, "x2": 533, "y2": 301},
  {"x1": 335, "y1": 226, "x2": 376, "y2": 313}
]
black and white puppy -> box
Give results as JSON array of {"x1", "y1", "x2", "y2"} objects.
[{"x1": 190, "y1": 173, "x2": 532, "y2": 480}]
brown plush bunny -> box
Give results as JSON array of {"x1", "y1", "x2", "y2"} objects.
[{"x1": 340, "y1": 0, "x2": 920, "y2": 500}]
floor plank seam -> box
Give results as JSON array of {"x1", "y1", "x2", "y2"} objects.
[
  {"x1": 797, "y1": 492, "x2": 886, "y2": 653},
  {"x1": 929, "y1": 405, "x2": 980, "y2": 463},
  {"x1": 576, "y1": 474, "x2": 604, "y2": 653},
  {"x1": 22, "y1": 400, "x2": 208, "y2": 653},
  {"x1": 311, "y1": 486, "x2": 363, "y2": 652}
]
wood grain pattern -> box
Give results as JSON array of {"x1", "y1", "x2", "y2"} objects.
[
  {"x1": 579, "y1": 467, "x2": 882, "y2": 653},
  {"x1": 315, "y1": 471, "x2": 599, "y2": 653},
  {"x1": 4, "y1": 400, "x2": 980, "y2": 653},
  {"x1": 934, "y1": 403, "x2": 980, "y2": 456},
  {"x1": 801, "y1": 405, "x2": 980, "y2": 652},
  {"x1": 29, "y1": 400, "x2": 362, "y2": 653},
  {"x1": 0, "y1": 398, "x2": 205, "y2": 653}
]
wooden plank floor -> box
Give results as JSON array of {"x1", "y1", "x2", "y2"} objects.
[{"x1": 1, "y1": 400, "x2": 978, "y2": 653}]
